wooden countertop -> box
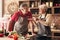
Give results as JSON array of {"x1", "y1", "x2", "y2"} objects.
[
  {"x1": 51, "y1": 29, "x2": 60, "y2": 33},
  {"x1": 0, "y1": 37, "x2": 13, "y2": 40}
]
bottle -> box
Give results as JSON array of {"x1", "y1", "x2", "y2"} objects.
[
  {"x1": 32, "y1": 3, "x2": 34, "y2": 8},
  {"x1": 2, "y1": 23, "x2": 4, "y2": 33},
  {"x1": 46, "y1": 2, "x2": 49, "y2": 7},
  {"x1": 4, "y1": 29, "x2": 9, "y2": 36},
  {"x1": 50, "y1": 2, "x2": 53, "y2": 7}
]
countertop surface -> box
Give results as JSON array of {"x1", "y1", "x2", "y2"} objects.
[{"x1": 0, "y1": 37, "x2": 14, "y2": 40}]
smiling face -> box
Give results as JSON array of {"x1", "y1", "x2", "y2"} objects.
[
  {"x1": 23, "y1": 6, "x2": 28, "y2": 12},
  {"x1": 20, "y1": 3, "x2": 29, "y2": 13}
]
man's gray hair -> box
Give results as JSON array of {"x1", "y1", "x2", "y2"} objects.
[{"x1": 19, "y1": 3, "x2": 28, "y2": 9}]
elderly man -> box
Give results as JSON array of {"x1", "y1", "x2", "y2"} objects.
[{"x1": 8, "y1": 3, "x2": 33, "y2": 37}]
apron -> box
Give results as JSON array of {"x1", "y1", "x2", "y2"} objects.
[{"x1": 14, "y1": 16, "x2": 28, "y2": 35}]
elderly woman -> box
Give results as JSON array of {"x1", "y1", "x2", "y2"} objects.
[
  {"x1": 8, "y1": 3, "x2": 33, "y2": 37},
  {"x1": 39, "y1": 2, "x2": 47, "y2": 19},
  {"x1": 35, "y1": 2, "x2": 51, "y2": 40}
]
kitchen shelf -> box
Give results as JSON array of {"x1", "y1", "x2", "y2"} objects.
[{"x1": 19, "y1": 0, "x2": 60, "y2": 16}]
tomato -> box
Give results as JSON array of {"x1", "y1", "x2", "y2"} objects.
[
  {"x1": 13, "y1": 33, "x2": 18, "y2": 40},
  {"x1": 0, "y1": 33, "x2": 4, "y2": 37}
]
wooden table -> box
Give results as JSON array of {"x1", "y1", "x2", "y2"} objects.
[
  {"x1": 0, "y1": 37, "x2": 14, "y2": 40},
  {"x1": 51, "y1": 29, "x2": 60, "y2": 40}
]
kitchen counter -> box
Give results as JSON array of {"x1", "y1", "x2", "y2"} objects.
[
  {"x1": 0, "y1": 36, "x2": 27, "y2": 40},
  {"x1": 0, "y1": 37, "x2": 14, "y2": 40}
]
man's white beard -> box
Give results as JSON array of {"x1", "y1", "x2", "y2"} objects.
[{"x1": 21, "y1": 9, "x2": 26, "y2": 14}]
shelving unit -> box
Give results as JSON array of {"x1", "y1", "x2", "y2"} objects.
[
  {"x1": 46, "y1": 0, "x2": 60, "y2": 14},
  {"x1": 19, "y1": 0, "x2": 60, "y2": 16},
  {"x1": 19, "y1": 0, "x2": 40, "y2": 16}
]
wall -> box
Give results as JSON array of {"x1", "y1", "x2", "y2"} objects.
[
  {"x1": 0, "y1": 0, "x2": 2, "y2": 17},
  {"x1": 4, "y1": 0, "x2": 19, "y2": 16}
]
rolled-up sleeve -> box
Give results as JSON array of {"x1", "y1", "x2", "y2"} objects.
[
  {"x1": 28, "y1": 12, "x2": 32, "y2": 21},
  {"x1": 28, "y1": 12, "x2": 32, "y2": 18},
  {"x1": 11, "y1": 12, "x2": 20, "y2": 22},
  {"x1": 8, "y1": 11, "x2": 20, "y2": 31}
]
